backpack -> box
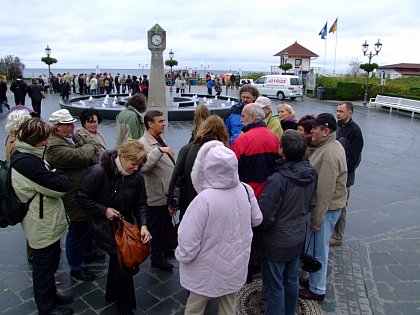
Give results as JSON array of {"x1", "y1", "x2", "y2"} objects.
[{"x1": 0, "y1": 155, "x2": 37, "y2": 228}]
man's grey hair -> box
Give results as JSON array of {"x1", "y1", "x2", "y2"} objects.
[{"x1": 246, "y1": 103, "x2": 265, "y2": 121}]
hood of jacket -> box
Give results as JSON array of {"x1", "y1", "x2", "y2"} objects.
[
  {"x1": 191, "y1": 140, "x2": 239, "y2": 193},
  {"x1": 15, "y1": 139, "x2": 46, "y2": 159},
  {"x1": 275, "y1": 158, "x2": 317, "y2": 187}
]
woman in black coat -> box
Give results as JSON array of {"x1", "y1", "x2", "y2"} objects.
[{"x1": 76, "y1": 139, "x2": 151, "y2": 315}]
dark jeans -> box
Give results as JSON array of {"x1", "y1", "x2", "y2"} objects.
[
  {"x1": 31, "y1": 100, "x2": 41, "y2": 116},
  {"x1": 106, "y1": 254, "x2": 136, "y2": 312},
  {"x1": 32, "y1": 240, "x2": 61, "y2": 312},
  {"x1": 14, "y1": 95, "x2": 25, "y2": 105},
  {"x1": 148, "y1": 205, "x2": 172, "y2": 260},
  {"x1": 262, "y1": 257, "x2": 300, "y2": 315},
  {"x1": 66, "y1": 220, "x2": 95, "y2": 270}
]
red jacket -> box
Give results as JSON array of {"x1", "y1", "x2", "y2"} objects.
[{"x1": 231, "y1": 121, "x2": 280, "y2": 198}]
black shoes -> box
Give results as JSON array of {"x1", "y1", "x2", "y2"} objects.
[
  {"x1": 151, "y1": 258, "x2": 174, "y2": 271},
  {"x1": 38, "y1": 306, "x2": 73, "y2": 315},
  {"x1": 70, "y1": 268, "x2": 95, "y2": 281},
  {"x1": 54, "y1": 293, "x2": 74, "y2": 306},
  {"x1": 299, "y1": 277, "x2": 309, "y2": 288},
  {"x1": 84, "y1": 252, "x2": 106, "y2": 263},
  {"x1": 299, "y1": 287, "x2": 325, "y2": 301}
]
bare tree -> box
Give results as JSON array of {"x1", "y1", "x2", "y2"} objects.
[{"x1": 347, "y1": 58, "x2": 362, "y2": 77}]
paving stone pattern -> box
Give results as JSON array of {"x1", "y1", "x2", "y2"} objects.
[{"x1": 0, "y1": 87, "x2": 419, "y2": 314}]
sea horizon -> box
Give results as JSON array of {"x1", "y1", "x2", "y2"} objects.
[{"x1": 23, "y1": 68, "x2": 268, "y2": 79}]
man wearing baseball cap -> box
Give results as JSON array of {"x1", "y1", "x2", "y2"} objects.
[
  {"x1": 299, "y1": 113, "x2": 348, "y2": 301},
  {"x1": 46, "y1": 109, "x2": 104, "y2": 282}
]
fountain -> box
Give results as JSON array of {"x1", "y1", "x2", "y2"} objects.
[{"x1": 60, "y1": 93, "x2": 238, "y2": 121}]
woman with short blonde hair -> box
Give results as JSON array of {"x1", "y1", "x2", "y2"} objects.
[
  {"x1": 277, "y1": 103, "x2": 298, "y2": 130},
  {"x1": 77, "y1": 139, "x2": 151, "y2": 314}
]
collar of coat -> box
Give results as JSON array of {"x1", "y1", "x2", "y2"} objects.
[{"x1": 241, "y1": 120, "x2": 267, "y2": 133}]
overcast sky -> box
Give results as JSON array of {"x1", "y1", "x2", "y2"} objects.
[{"x1": 1, "y1": 0, "x2": 417, "y2": 74}]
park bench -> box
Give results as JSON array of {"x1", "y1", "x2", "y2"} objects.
[{"x1": 368, "y1": 95, "x2": 420, "y2": 118}]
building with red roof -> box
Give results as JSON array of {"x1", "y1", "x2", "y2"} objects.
[{"x1": 272, "y1": 41, "x2": 318, "y2": 75}]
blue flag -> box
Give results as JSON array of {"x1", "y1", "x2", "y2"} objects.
[{"x1": 319, "y1": 22, "x2": 327, "y2": 39}]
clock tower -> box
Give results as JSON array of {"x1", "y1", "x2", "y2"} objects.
[{"x1": 147, "y1": 24, "x2": 167, "y2": 107}]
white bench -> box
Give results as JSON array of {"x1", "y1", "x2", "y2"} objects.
[{"x1": 368, "y1": 95, "x2": 420, "y2": 118}]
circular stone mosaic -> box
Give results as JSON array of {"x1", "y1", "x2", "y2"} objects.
[{"x1": 236, "y1": 279, "x2": 322, "y2": 315}]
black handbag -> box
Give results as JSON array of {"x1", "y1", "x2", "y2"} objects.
[
  {"x1": 168, "y1": 175, "x2": 183, "y2": 211},
  {"x1": 168, "y1": 144, "x2": 192, "y2": 212},
  {"x1": 300, "y1": 229, "x2": 322, "y2": 273}
]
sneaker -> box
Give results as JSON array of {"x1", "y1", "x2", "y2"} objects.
[
  {"x1": 151, "y1": 258, "x2": 173, "y2": 271},
  {"x1": 329, "y1": 238, "x2": 342, "y2": 246},
  {"x1": 70, "y1": 268, "x2": 95, "y2": 281}
]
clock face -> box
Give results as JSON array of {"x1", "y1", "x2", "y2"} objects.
[{"x1": 151, "y1": 34, "x2": 163, "y2": 46}]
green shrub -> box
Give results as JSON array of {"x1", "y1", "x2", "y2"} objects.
[{"x1": 336, "y1": 82, "x2": 364, "y2": 100}]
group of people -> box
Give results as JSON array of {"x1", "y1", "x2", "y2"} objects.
[{"x1": 5, "y1": 82, "x2": 363, "y2": 315}]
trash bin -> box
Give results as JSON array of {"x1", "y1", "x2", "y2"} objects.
[
  {"x1": 317, "y1": 87, "x2": 324, "y2": 100},
  {"x1": 190, "y1": 79, "x2": 196, "y2": 86}
]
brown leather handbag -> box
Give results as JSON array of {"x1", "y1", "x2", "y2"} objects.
[{"x1": 113, "y1": 215, "x2": 151, "y2": 276}]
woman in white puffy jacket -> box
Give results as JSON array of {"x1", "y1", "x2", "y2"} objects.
[{"x1": 175, "y1": 140, "x2": 262, "y2": 315}]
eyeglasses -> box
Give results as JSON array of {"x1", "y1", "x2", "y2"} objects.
[{"x1": 86, "y1": 121, "x2": 99, "y2": 125}]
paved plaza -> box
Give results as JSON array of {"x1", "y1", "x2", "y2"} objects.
[{"x1": 0, "y1": 86, "x2": 419, "y2": 314}]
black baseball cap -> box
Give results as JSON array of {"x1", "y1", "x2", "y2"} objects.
[{"x1": 308, "y1": 113, "x2": 337, "y2": 131}]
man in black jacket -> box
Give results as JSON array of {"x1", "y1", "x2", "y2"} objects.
[
  {"x1": 331, "y1": 101, "x2": 364, "y2": 246},
  {"x1": 10, "y1": 74, "x2": 28, "y2": 105},
  {"x1": 258, "y1": 130, "x2": 317, "y2": 315}
]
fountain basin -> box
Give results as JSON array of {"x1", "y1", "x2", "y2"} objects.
[{"x1": 60, "y1": 93, "x2": 238, "y2": 121}]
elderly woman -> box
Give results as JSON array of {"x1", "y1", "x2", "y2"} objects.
[
  {"x1": 5, "y1": 109, "x2": 32, "y2": 160},
  {"x1": 76, "y1": 108, "x2": 106, "y2": 152},
  {"x1": 176, "y1": 141, "x2": 262, "y2": 315},
  {"x1": 168, "y1": 115, "x2": 229, "y2": 221},
  {"x1": 277, "y1": 103, "x2": 298, "y2": 131},
  {"x1": 76, "y1": 139, "x2": 151, "y2": 315},
  {"x1": 11, "y1": 118, "x2": 72, "y2": 315}
]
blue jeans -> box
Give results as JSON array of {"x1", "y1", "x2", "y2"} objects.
[
  {"x1": 262, "y1": 257, "x2": 300, "y2": 315},
  {"x1": 307, "y1": 209, "x2": 342, "y2": 294},
  {"x1": 66, "y1": 220, "x2": 95, "y2": 271}
]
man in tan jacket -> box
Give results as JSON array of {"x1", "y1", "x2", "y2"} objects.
[
  {"x1": 299, "y1": 113, "x2": 347, "y2": 302},
  {"x1": 139, "y1": 110, "x2": 175, "y2": 271}
]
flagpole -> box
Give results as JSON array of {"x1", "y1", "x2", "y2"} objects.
[
  {"x1": 323, "y1": 37, "x2": 327, "y2": 74},
  {"x1": 333, "y1": 29, "x2": 338, "y2": 74}
]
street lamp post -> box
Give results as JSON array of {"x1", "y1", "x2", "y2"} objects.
[
  {"x1": 45, "y1": 45, "x2": 52, "y2": 90},
  {"x1": 169, "y1": 49, "x2": 174, "y2": 92},
  {"x1": 362, "y1": 39, "x2": 382, "y2": 105}
]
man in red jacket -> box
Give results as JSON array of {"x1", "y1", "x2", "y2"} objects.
[
  {"x1": 231, "y1": 103, "x2": 280, "y2": 199},
  {"x1": 231, "y1": 103, "x2": 280, "y2": 283}
]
